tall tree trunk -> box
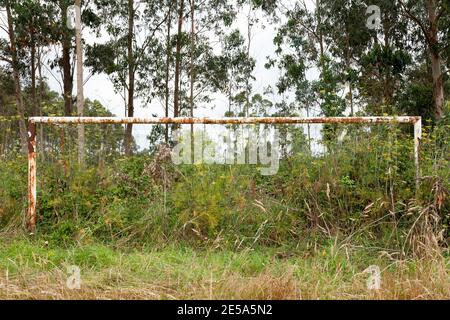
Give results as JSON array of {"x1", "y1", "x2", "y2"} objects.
[
  {"x1": 189, "y1": 0, "x2": 194, "y2": 117},
  {"x1": 400, "y1": 0, "x2": 445, "y2": 118},
  {"x1": 382, "y1": 21, "x2": 393, "y2": 108},
  {"x1": 165, "y1": 0, "x2": 173, "y2": 144},
  {"x1": 37, "y1": 46, "x2": 45, "y2": 159},
  {"x1": 124, "y1": 0, "x2": 135, "y2": 156},
  {"x1": 345, "y1": 31, "x2": 353, "y2": 116},
  {"x1": 430, "y1": 51, "x2": 444, "y2": 118},
  {"x1": 174, "y1": 0, "x2": 184, "y2": 123},
  {"x1": 245, "y1": 8, "x2": 252, "y2": 117},
  {"x1": 60, "y1": 1, "x2": 73, "y2": 116},
  {"x1": 189, "y1": 0, "x2": 195, "y2": 162},
  {"x1": 316, "y1": 0, "x2": 324, "y2": 72},
  {"x1": 228, "y1": 81, "x2": 232, "y2": 114},
  {"x1": 5, "y1": 0, "x2": 28, "y2": 154},
  {"x1": 313, "y1": 0, "x2": 323, "y2": 150},
  {"x1": 426, "y1": 0, "x2": 444, "y2": 119},
  {"x1": 30, "y1": 25, "x2": 38, "y2": 116},
  {"x1": 75, "y1": 0, "x2": 85, "y2": 165},
  {"x1": 306, "y1": 105, "x2": 311, "y2": 152}
]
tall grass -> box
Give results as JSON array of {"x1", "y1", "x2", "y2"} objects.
[
  {"x1": 0, "y1": 239, "x2": 448, "y2": 300},
  {"x1": 0, "y1": 118, "x2": 448, "y2": 299}
]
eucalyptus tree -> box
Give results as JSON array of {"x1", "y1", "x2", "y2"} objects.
[
  {"x1": 399, "y1": 0, "x2": 449, "y2": 119},
  {"x1": 0, "y1": 68, "x2": 18, "y2": 154},
  {"x1": 23, "y1": 0, "x2": 98, "y2": 119},
  {"x1": 171, "y1": 0, "x2": 236, "y2": 117},
  {"x1": 86, "y1": 0, "x2": 168, "y2": 155},
  {"x1": 267, "y1": 1, "x2": 348, "y2": 116},
  {"x1": 163, "y1": 0, "x2": 174, "y2": 143},
  {"x1": 148, "y1": 0, "x2": 237, "y2": 148},
  {"x1": 173, "y1": 0, "x2": 184, "y2": 122},
  {"x1": 266, "y1": 0, "x2": 346, "y2": 146},
  {"x1": 46, "y1": 0, "x2": 75, "y2": 116},
  {"x1": 266, "y1": 3, "x2": 312, "y2": 115},
  {"x1": 219, "y1": 29, "x2": 255, "y2": 116},
  {"x1": 352, "y1": 0, "x2": 411, "y2": 115},
  {"x1": 0, "y1": 0, "x2": 28, "y2": 153},
  {"x1": 8, "y1": 0, "x2": 53, "y2": 118},
  {"x1": 318, "y1": 0, "x2": 373, "y2": 115},
  {"x1": 74, "y1": 0, "x2": 85, "y2": 165},
  {"x1": 0, "y1": 68, "x2": 14, "y2": 113}
]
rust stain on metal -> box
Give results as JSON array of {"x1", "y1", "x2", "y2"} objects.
[
  {"x1": 29, "y1": 116, "x2": 421, "y2": 125},
  {"x1": 27, "y1": 121, "x2": 37, "y2": 232}
]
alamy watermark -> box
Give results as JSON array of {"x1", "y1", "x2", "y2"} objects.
[
  {"x1": 364, "y1": 265, "x2": 381, "y2": 290},
  {"x1": 66, "y1": 5, "x2": 80, "y2": 30},
  {"x1": 171, "y1": 128, "x2": 280, "y2": 176},
  {"x1": 366, "y1": 5, "x2": 381, "y2": 30},
  {"x1": 66, "y1": 265, "x2": 81, "y2": 290}
]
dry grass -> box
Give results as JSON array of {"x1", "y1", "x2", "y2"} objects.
[
  {"x1": 0, "y1": 239, "x2": 448, "y2": 300},
  {"x1": 0, "y1": 264, "x2": 448, "y2": 300}
]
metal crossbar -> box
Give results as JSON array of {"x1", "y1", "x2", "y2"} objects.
[{"x1": 26, "y1": 116, "x2": 422, "y2": 231}]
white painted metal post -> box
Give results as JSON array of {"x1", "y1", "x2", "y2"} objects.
[
  {"x1": 414, "y1": 118, "x2": 422, "y2": 190},
  {"x1": 27, "y1": 121, "x2": 37, "y2": 232}
]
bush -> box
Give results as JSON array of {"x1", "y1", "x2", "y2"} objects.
[{"x1": 0, "y1": 118, "x2": 447, "y2": 252}]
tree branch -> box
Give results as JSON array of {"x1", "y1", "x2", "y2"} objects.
[
  {"x1": 398, "y1": 0, "x2": 432, "y2": 45},
  {"x1": 0, "y1": 55, "x2": 11, "y2": 63},
  {"x1": 133, "y1": 13, "x2": 170, "y2": 72},
  {"x1": 436, "y1": 3, "x2": 447, "y2": 21}
]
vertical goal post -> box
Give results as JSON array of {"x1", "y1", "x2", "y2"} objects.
[{"x1": 26, "y1": 116, "x2": 422, "y2": 232}]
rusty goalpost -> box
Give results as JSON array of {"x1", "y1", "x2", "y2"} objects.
[{"x1": 26, "y1": 116, "x2": 422, "y2": 232}]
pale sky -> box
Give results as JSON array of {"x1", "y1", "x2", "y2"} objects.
[
  {"x1": 1, "y1": 1, "x2": 326, "y2": 150},
  {"x1": 68, "y1": 1, "x2": 321, "y2": 148}
]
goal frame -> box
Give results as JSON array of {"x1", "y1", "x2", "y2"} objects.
[{"x1": 26, "y1": 116, "x2": 422, "y2": 232}]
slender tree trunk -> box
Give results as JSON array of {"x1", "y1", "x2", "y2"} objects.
[
  {"x1": 345, "y1": 31, "x2": 353, "y2": 116},
  {"x1": 306, "y1": 106, "x2": 311, "y2": 152},
  {"x1": 165, "y1": 0, "x2": 173, "y2": 144},
  {"x1": 174, "y1": 0, "x2": 184, "y2": 123},
  {"x1": 314, "y1": 0, "x2": 323, "y2": 149},
  {"x1": 316, "y1": 0, "x2": 324, "y2": 71},
  {"x1": 123, "y1": 77, "x2": 127, "y2": 117},
  {"x1": 228, "y1": 81, "x2": 232, "y2": 114},
  {"x1": 400, "y1": 0, "x2": 445, "y2": 118},
  {"x1": 245, "y1": 8, "x2": 252, "y2": 117},
  {"x1": 37, "y1": 47, "x2": 44, "y2": 113},
  {"x1": 382, "y1": 19, "x2": 393, "y2": 107},
  {"x1": 189, "y1": 0, "x2": 194, "y2": 117},
  {"x1": 426, "y1": 0, "x2": 444, "y2": 119},
  {"x1": 125, "y1": 0, "x2": 135, "y2": 156},
  {"x1": 189, "y1": 0, "x2": 195, "y2": 162},
  {"x1": 75, "y1": 0, "x2": 85, "y2": 165},
  {"x1": 37, "y1": 46, "x2": 45, "y2": 159},
  {"x1": 30, "y1": 26, "x2": 38, "y2": 116},
  {"x1": 5, "y1": 0, "x2": 28, "y2": 154},
  {"x1": 60, "y1": 1, "x2": 73, "y2": 116},
  {"x1": 430, "y1": 51, "x2": 444, "y2": 118}
]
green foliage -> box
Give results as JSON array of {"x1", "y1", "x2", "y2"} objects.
[
  {"x1": 0, "y1": 156, "x2": 26, "y2": 225},
  {"x1": 171, "y1": 165, "x2": 251, "y2": 238},
  {"x1": 1, "y1": 116, "x2": 448, "y2": 252},
  {"x1": 0, "y1": 0, "x2": 449, "y2": 255}
]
